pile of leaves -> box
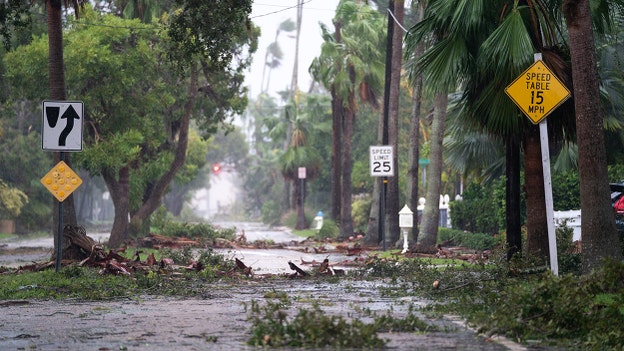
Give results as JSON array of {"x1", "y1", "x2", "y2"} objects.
[
  {"x1": 467, "y1": 260, "x2": 624, "y2": 350},
  {"x1": 359, "y1": 251, "x2": 624, "y2": 350},
  {"x1": 246, "y1": 299, "x2": 385, "y2": 348}
]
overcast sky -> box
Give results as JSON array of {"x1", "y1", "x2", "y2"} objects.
[{"x1": 246, "y1": 0, "x2": 339, "y2": 98}]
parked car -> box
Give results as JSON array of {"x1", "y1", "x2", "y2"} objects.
[{"x1": 610, "y1": 182, "x2": 624, "y2": 232}]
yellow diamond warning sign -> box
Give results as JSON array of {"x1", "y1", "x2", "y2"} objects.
[
  {"x1": 41, "y1": 161, "x2": 82, "y2": 202},
  {"x1": 505, "y1": 60, "x2": 571, "y2": 124}
]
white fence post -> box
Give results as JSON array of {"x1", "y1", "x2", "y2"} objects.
[{"x1": 416, "y1": 194, "x2": 452, "y2": 228}]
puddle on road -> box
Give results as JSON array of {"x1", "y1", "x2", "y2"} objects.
[{"x1": 216, "y1": 247, "x2": 360, "y2": 275}]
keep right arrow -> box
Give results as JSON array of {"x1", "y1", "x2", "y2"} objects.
[{"x1": 59, "y1": 105, "x2": 80, "y2": 146}]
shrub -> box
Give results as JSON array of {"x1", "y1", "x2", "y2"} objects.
[
  {"x1": 352, "y1": 195, "x2": 371, "y2": 233},
  {"x1": 281, "y1": 210, "x2": 313, "y2": 229},
  {"x1": 247, "y1": 299, "x2": 385, "y2": 348},
  {"x1": 156, "y1": 221, "x2": 235, "y2": 243},
  {"x1": 555, "y1": 221, "x2": 581, "y2": 275},
  {"x1": 261, "y1": 199, "x2": 282, "y2": 226},
  {"x1": 450, "y1": 182, "x2": 500, "y2": 234},
  {"x1": 469, "y1": 261, "x2": 624, "y2": 350},
  {"x1": 552, "y1": 170, "x2": 580, "y2": 210},
  {"x1": 316, "y1": 218, "x2": 339, "y2": 240},
  {"x1": 438, "y1": 227, "x2": 501, "y2": 251}
]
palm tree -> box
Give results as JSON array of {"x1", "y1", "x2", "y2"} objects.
[
  {"x1": 562, "y1": 0, "x2": 623, "y2": 272},
  {"x1": 382, "y1": 0, "x2": 405, "y2": 247},
  {"x1": 405, "y1": 0, "x2": 426, "y2": 244},
  {"x1": 405, "y1": 0, "x2": 576, "y2": 260},
  {"x1": 278, "y1": 126, "x2": 322, "y2": 229},
  {"x1": 260, "y1": 19, "x2": 295, "y2": 94},
  {"x1": 117, "y1": 0, "x2": 161, "y2": 22},
  {"x1": 310, "y1": 0, "x2": 385, "y2": 239},
  {"x1": 417, "y1": 91, "x2": 448, "y2": 247},
  {"x1": 272, "y1": 96, "x2": 323, "y2": 229}
]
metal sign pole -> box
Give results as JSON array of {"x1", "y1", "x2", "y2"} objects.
[
  {"x1": 55, "y1": 199, "x2": 63, "y2": 272},
  {"x1": 55, "y1": 152, "x2": 65, "y2": 272},
  {"x1": 534, "y1": 53, "x2": 558, "y2": 276},
  {"x1": 381, "y1": 177, "x2": 386, "y2": 251}
]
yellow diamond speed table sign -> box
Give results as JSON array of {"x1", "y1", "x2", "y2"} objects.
[
  {"x1": 505, "y1": 60, "x2": 571, "y2": 124},
  {"x1": 41, "y1": 161, "x2": 82, "y2": 202}
]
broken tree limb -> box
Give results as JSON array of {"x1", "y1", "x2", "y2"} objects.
[
  {"x1": 288, "y1": 261, "x2": 308, "y2": 277},
  {"x1": 55, "y1": 225, "x2": 105, "y2": 262},
  {"x1": 235, "y1": 258, "x2": 253, "y2": 276}
]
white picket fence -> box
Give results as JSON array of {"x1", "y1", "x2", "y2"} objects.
[{"x1": 416, "y1": 196, "x2": 583, "y2": 239}]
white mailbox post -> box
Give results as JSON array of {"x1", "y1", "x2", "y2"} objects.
[
  {"x1": 313, "y1": 211, "x2": 324, "y2": 231},
  {"x1": 399, "y1": 205, "x2": 413, "y2": 254}
]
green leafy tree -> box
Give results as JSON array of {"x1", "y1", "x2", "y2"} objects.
[
  {"x1": 0, "y1": 179, "x2": 28, "y2": 219},
  {"x1": 163, "y1": 129, "x2": 210, "y2": 216},
  {"x1": 0, "y1": 127, "x2": 51, "y2": 229},
  {"x1": 4, "y1": 4, "x2": 256, "y2": 247}
]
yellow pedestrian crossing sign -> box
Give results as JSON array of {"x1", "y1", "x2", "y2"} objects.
[
  {"x1": 505, "y1": 60, "x2": 571, "y2": 124},
  {"x1": 41, "y1": 161, "x2": 82, "y2": 202}
]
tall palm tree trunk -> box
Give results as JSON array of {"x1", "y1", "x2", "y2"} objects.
[
  {"x1": 290, "y1": 0, "x2": 304, "y2": 222},
  {"x1": 506, "y1": 136, "x2": 522, "y2": 260},
  {"x1": 340, "y1": 85, "x2": 356, "y2": 239},
  {"x1": 384, "y1": 0, "x2": 404, "y2": 247},
  {"x1": 417, "y1": 92, "x2": 447, "y2": 248},
  {"x1": 331, "y1": 88, "x2": 343, "y2": 222},
  {"x1": 406, "y1": 0, "x2": 425, "y2": 244},
  {"x1": 524, "y1": 126, "x2": 549, "y2": 262},
  {"x1": 563, "y1": 0, "x2": 622, "y2": 273}
]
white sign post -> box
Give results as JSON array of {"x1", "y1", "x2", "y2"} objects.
[
  {"x1": 42, "y1": 101, "x2": 84, "y2": 151},
  {"x1": 506, "y1": 54, "x2": 570, "y2": 276}
]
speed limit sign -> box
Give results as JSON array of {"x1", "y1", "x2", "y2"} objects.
[{"x1": 369, "y1": 145, "x2": 394, "y2": 177}]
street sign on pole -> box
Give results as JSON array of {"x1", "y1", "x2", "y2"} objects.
[
  {"x1": 369, "y1": 145, "x2": 394, "y2": 177},
  {"x1": 40, "y1": 160, "x2": 83, "y2": 202},
  {"x1": 505, "y1": 60, "x2": 571, "y2": 124},
  {"x1": 42, "y1": 101, "x2": 84, "y2": 151},
  {"x1": 506, "y1": 54, "x2": 561, "y2": 275},
  {"x1": 41, "y1": 159, "x2": 83, "y2": 273}
]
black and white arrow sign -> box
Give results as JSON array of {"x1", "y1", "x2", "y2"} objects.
[{"x1": 42, "y1": 101, "x2": 83, "y2": 151}]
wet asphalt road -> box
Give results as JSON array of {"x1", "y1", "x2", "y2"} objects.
[{"x1": 0, "y1": 222, "x2": 527, "y2": 351}]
